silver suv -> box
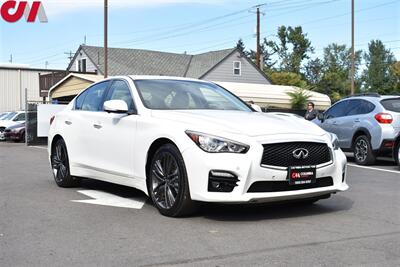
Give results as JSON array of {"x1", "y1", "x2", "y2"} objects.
[{"x1": 316, "y1": 94, "x2": 400, "y2": 165}]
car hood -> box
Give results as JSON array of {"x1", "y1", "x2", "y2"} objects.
[
  {"x1": 0, "y1": 120, "x2": 20, "y2": 128},
  {"x1": 151, "y1": 110, "x2": 326, "y2": 137}
]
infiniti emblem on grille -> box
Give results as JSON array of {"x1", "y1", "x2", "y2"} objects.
[{"x1": 293, "y1": 148, "x2": 309, "y2": 159}]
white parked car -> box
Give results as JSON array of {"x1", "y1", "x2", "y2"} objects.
[
  {"x1": 0, "y1": 111, "x2": 26, "y2": 141},
  {"x1": 48, "y1": 76, "x2": 349, "y2": 217}
]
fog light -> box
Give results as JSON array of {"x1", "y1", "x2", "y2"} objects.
[{"x1": 208, "y1": 170, "x2": 239, "y2": 192}]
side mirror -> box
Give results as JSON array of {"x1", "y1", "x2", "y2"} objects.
[
  {"x1": 104, "y1": 100, "x2": 128, "y2": 114},
  {"x1": 317, "y1": 113, "x2": 325, "y2": 122}
]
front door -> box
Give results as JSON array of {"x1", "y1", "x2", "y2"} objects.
[{"x1": 88, "y1": 79, "x2": 138, "y2": 179}]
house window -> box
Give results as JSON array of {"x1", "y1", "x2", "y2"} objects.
[
  {"x1": 78, "y1": 58, "x2": 87, "y2": 72},
  {"x1": 233, "y1": 61, "x2": 241, "y2": 76}
]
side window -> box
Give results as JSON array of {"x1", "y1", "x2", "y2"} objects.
[
  {"x1": 346, "y1": 99, "x2": 375, "y2": 116},
  {"x1": 13, "y1": 113, "x2": 25, "y2": 121},
  {"x1": 325, "y1": 101, "x2": 348, "y2": 119},
  {"x1": 346, "y1": 99, "x2": 362, "y2": 116},
  {"x1": 233, "y1": 61, "x2": 241, "y2": 76},
  {"x1": 105, "y1": 80, "x2": 135, "y2": 111},
  {"x1": 81, "y1": 82, "x2": 109, "y2": 111},
  {"x1": 357, "y1": 100, "x2": 375, "y2": 115},
  {"x1": 74, "y1": 90, "x2": 89, "y2": 110}
]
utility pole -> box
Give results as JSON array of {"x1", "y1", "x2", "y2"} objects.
[
  {"x1": 64, "y1": 51, "x2": 74, "y2": 64},
  {"x1": 104, "y1": 0, "x2": 108, "y2": 78},
  {"x1": 350, "y1": 0, "x2": 355, "y2": 95},
  {"x1": 45, "y1": 61, "x2": 49, "y2": 69},
  {"x1": 9, "y1": 54, "x2": 12, "y2": 63},
  {"x1": 256, "y1": 7, "x2": 261, "y2": 69}
]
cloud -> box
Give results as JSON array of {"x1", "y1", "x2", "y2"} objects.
[{"x1": 40, "y1": 0, "x2": 229, "y2": 15}]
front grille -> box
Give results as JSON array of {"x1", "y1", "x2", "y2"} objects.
[
  {"x1": 261, "y1": 142, "x2": 331, "y2": 168},
  {"x1": 247, "y1": 177, "x2": 333, "y2": 193},
  {"x1": 4, "y1": 129, "x2": 11, "y2": 133}
]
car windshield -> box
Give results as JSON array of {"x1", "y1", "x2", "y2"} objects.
[
  {"x1": 381, "y1": 98, "x2": 400, "y2": 113},
  {"x1": 134, "y1": 79, "x2": 252, "y2": 111},
  {"x1": 2, "y1": 112, "x2": 17, "y2": 120}
]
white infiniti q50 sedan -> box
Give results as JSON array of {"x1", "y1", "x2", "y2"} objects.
[{"x1": 48, "y1": 76, "x2": 349, "y2": 217}]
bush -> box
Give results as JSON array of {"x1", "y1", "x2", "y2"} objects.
[{"x1": 286, "y1": 88, "x2": 311, "y2": 109}]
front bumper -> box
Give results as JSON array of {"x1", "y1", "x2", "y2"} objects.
[
  {"x1": 182, "y1": 138, "x2": 348, "y2": 203},
  {"x1": 4, "y1": 131, "x2": 23, "y2": 141}
]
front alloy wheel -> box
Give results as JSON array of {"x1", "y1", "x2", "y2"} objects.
[
  {"x1": 148, "y1": 144, "x2": 196, "y2": 217},
  {"x1": 51, "y1": 138, "x2": 79, "y2": 187}
]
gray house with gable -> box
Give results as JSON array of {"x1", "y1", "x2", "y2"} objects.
[{"x1": 67, "y1": 45, "x2": 271, "y2": 84}]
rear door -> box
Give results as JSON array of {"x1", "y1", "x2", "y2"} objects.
[
  {"x1": 66, "y1": 81, "x2": 111, "y2": 169},
  {"x1": 340, "y1": 99, "x2": 375, "y2": 148}
]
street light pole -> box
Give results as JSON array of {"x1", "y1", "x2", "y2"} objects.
[
  {"x1": 104, "y1": 0, "x2": 108, "y2": 78},
  {"x1": 351, "y1": 0, "x2": 355, "y2": 95}
]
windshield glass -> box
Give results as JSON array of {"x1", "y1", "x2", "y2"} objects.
[
  {"x1": 381, "y1": 98, "x2": 400, "y2": 113},
  {"x1": 134, "y1": 79, "x2": 252, "y2": 111},
  {"x1": 2, "y1": 112, "x2": 17, "y2": 120},
  {"x1": 0, "y1": 113, "x2": 8, "y2": 120}
]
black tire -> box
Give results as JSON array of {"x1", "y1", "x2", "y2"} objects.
[
  {"x1": 147, "y1": 144, "x2": 197, "y2": 217},
  {"x1": 51, "y1": 138, "x2": 80, "y2": 188},
  {"x1": 394, "y1": 141, "x2": 400, "y2": 170},
  {"x1": 353, "y1": 135, "x2": 376, "y2": 165}
]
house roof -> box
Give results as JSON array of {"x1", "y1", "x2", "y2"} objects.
[
  {"x1": 48, "y1": 73, "x2": 103, "y2": 98},
  {"x1": 68, "y1": 45, "x2": 238, "y2": 78}
]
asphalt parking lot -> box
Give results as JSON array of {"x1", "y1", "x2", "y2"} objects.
[{"x1": 1, "y1": 142, "x2": 399, "y2": 267}]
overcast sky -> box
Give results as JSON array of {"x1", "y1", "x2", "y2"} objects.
[{"x1": 0, "y1": 0, "x2": 399, "y2": 69}]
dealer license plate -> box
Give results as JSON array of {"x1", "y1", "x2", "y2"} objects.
[{"x1": 288, "y1": 166, "x2": 316, "y2": 185}]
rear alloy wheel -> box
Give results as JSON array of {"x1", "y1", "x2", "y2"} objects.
[
  {"x1": 353, "y1": 135, "x2": 376, "y2": 165},
  {"x1": 51, "y1": 138, "x2": 80, "y2": 187},
  {"x1": 148, "y1": 144, "x2": 197, "y2": 217}
]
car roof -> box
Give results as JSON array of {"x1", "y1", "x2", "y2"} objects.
[
  {"x1": 127, "y1": 75, "x2": 207, "y2": 83},
  {"x1": 341, "y1": 95, "x2": 400, "y2": 102}
]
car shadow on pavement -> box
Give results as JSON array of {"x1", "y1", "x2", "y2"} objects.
[
  {"x1": 345, "y1": 152, "x2": 396, "y2": 166},
  {"x1": 198, "y1": 195, "x2": 354, "y2": 222},
  {"x1": 76, "y1": 178, "x2": 353, "y2": 221}
]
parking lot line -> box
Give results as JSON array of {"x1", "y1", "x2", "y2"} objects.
[
  {"x1": 29, "y1": 146, "x2": 47, "y2": 150},
  {"x1": 347, "y1": 163, "x2": 400, "y2": 174}
]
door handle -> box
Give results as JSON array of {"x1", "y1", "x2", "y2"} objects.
[
  {"x1": 93, "y1": 123, "x2": 102, "y2": 129},
  {"x1": 65, "y1": 120, "x2": 72, "y2": 125},
  {"x1": 354, "y1": 119, "x2": 360, "y2": 123},
  {"x1": 332, "y1": 121, "x2": 337, "y2": 125}
]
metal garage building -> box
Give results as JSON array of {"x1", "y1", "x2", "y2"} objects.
[{"x1": 0, "y1": 65, "x2": 57, "y2": 112}]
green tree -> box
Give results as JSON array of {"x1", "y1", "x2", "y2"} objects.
[
  {"x1": 392, "y1": 61, "x2": 400, "y2": 91},
  {"x1": 362, "y1": 40, "x2": 397, "y2": 94},
  {"x1": 286, "y1": 88, "x2": 311, "y2": 109},
  {"x1": 265, "y1": 26, "x2": 313, "y2": 74},
  {"x1": 304, "y1": 58, "x2": 323, "y2": 86},
  {"x1": 315, "y1": 43, "x2": 361, "y2": 97},
  {"x1": 266, "y1": 71, "x2": 308, "y2": 88},
  {"x1": 236, "y1": 38, "x2": 246, "y2": 54}
]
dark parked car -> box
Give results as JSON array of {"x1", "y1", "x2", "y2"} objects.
[{"x1": 4, "y1": 123, "x2": 25, "y2": 142}]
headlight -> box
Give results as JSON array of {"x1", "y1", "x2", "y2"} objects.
[
  {"x1": 186, "y1": 131, "x2": 249, "y2": 153},
  {"x1": 328, "y1": 132, "x2": 339, "y2": 150}
]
